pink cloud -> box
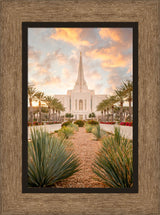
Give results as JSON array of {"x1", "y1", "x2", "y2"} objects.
[
  {"x1": 86, "y1": 70, "x2": 102, "y2": 80},
  {"x1": 30, "y1": 74, "x2": 61, "y2": 87},
  {"x1": 105, "y1": 68, "x2": 129, "y2": 95},
  {"x1": 28, "y1": 46, "x2": 41, "y2": 60},
  {"x1": 62, "y1": 68, "x2": 71, "y2": 79},
  {"x1": 47, "y1": 50, "x2": 67, "y2": 65}
]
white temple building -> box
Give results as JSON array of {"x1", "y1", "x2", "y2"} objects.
[{"x1": 54, "y1": 52, "x2": 106, "y2": 120}]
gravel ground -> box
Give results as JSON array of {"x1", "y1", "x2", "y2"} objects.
[{"x1": 56, "y1": 127, "x2": 106, "y2": 188}]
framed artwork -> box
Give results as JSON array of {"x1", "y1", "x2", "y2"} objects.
[
  {"x1": 0, "y1": 0, "x2": 159, "y2": 214},
  {"x1": 22, "y1": 22, "x2": 138, "y2": 193}
]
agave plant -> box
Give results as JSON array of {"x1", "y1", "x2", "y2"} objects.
[
  {"x1": 28, "y1": 128, "x2": 80, "y2": 187},
  {"x1": 58, "y1": 126, "x2": 74, "y2": 139},
  {"x1": 92, "y1": 125, "x2": 106, "y2": 140},
  {"x1": 92, "y1": 127, "x2": 133, "y2": 188}
]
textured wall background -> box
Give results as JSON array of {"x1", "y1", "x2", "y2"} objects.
[{"x1": 0, "y1": 0, "x2": 160, "y2": 214}]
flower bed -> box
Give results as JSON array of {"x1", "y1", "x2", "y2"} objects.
[
  {"x1": 46, "y1": 121, "x2": 60, "y2": 125},
  {"x1": 87, "y1": 120, "x2": 99, "y2": 125},
  {"x1": 28, "y1": 122, "x2": 43, "y2": 126},
  {"x1": 100, "y1": 122, "x2": 116, "y2": 125},
  {"x1": 28, "y1": 121, "x2": 61, "y2": 126},
  {"x1": 120, "y1": 122, "x2": 133, "y2": 126}
]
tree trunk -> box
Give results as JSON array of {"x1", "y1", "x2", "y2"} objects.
[
  {"x1": 120, "y1": 102, "x2": 123, "y2": 122},
  {"x1": 48, "y1": 107, "x2": 50, "y2": 121},
  {"x1": 101, "y1": 111, "x2": 103, "y2": 121},
  {"x1": 52, "y1": 109, "x2": 55, "y2": 121},
  {"x1": 56, "y1": 110, "x2": 58, "y2": 121},
  {"x1": 107, "y1": 108, "x2": 109, "y2": 121},
  {"x1": 29, "y1": 98, "x2": 33, "y2": 125},
  {"x1": 58, "y1": 111, "x2": 60, "y2": 121},
  {"x1": 129, "y1": 97, "x2": 132, "y2": 122},
  {"x1": 112, "y1": 106, "x2": 114, "y2": 122},
  {"x1": 39, "y1": 101, "x2": 41, "y2": 123},
  {"x1": 104, "y1": 109, "x2": 106, "y2": 121}
]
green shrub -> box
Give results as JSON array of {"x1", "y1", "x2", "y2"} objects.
[
  {"x1": 58, "y1": 126, "x2": 74, "y2": 139},
  {"x1": 87, "y1": 120, "x2": 99, "y2": 125},
  {"x1": 74, "y1": 120, "x2": 84, "y2": 127},
  {"x1": 28, "y1": 128, "x2": 80, "y2": 187},
  {"x1": 54, "y1": 130, "x2": 59, "y2": 133},
  {"x1": 85, "y1": 124, "x2": 94, "y2": 133},
  {"x1": 68, "y1": 123, "x2": 79, "y2": 132},
  {"x1": 92, "y1": 125, "x2": 106, "y2": 140},
  {"x1": 92, "y1": 127, "x2": 133, "y2": 188},
  {"x1": 61, "y1": 121, "x2": 72, "y2": 127}
]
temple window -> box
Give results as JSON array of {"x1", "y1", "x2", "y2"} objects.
[
  {"x1": 85, "y1": 100, "x2": 87, "y2": 110},
  {"x1": 79, "y1": 99, "x2": 83, "y2": 110}
]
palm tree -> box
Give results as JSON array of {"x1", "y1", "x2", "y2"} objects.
[
  {"x1": 101, "y1": 100, "x2": 107, "y2": 121},
  {"x1": 108, "y1": 95, "x2": 117, "y2": 122},
  {"x1": 121, "y1": 80, "x2": 133, "y2": 121},
  {"x1": 97, "y1": 102, "x2": 105, "y2": 121},
  {"x1": 57, "y1": 102, "x2": 65, "y2": 121},
  {"x1": 35, "y1": 91, "x2": 45, "y2": 123},
  {"x1": 115, "y1": 88, "x2": 126, "y2": 122},
  {"x1": 44, "y1": 95, "x2": 53, "y2": 121},
  {"x1": 51, "y1": 97, "x2": 59, "y2": 121},
  {"x1": 102, "y1": 99, "x2": 111, "y2": 122},
  {"x1": 28, "y1": 84, "x2": 37, "y2": 124}
]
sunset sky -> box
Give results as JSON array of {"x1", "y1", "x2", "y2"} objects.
[{"x1": 28, "y1": 27, "x2": 133, "y2": 96}]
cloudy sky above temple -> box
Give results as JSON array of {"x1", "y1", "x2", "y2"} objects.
[{"x1": 28, "y1": 27, "x2": 133, "y2": 96}]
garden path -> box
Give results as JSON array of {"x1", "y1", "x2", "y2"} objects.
[{"x1": 56, "y1": 127, "x2": 106, "y2": 188}]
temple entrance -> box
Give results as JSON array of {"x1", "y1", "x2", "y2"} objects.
[{"x1": 79, "y1": 115, "x2": 83, "y2": 120}]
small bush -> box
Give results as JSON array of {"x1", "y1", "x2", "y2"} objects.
[
  {"x1": 85, "y1": 124, "x2": 94, "y2": 133},
  {"x1": 100, "y1": 122, "x2": 115, "y2": 125},
  {"x1": 92, "y1": 127, "x2": 133, "y2": 188},
  {"x1": 74, "y1": 120, "x2": 84, "y2": 127},
  {"x1": 87, "y1": 120, "x2": 99, "y2": 125},
  {"x1": 33, "y1": 122, "x2": 38, "y2": 126},
  {"x1": 28, "y1": 128, "x2": 80, "y2": 187},
  {"x1": 58, "y1": 126, "x2": 74, "y2": 139},
  {"x1": 69, "y1": 123, "x2": 79, "y2": 132},
  {"x1": 54, "y1": 130, "x2": 59, "y2": 133},
  {"x1": 61, "y1": 121, "x2": 72, "y2": 127}
]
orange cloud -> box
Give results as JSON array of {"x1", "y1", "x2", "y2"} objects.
[
  {"x1": 99, "y1": 28, "x2": 121, "y2": 42},
  {"x1": 86, "y1": 47, "x2": 130, "y2": 68},
  {"x1": 99, "y1": 28, "x2": 132, "y2": 45},
  {"x1": 50, "y1": 28, "x2": 91, "y2": 47}
]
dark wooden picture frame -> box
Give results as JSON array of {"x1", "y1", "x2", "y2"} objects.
[{"x1": 0, "y1": 0, "x2": 159, "y2": 214}]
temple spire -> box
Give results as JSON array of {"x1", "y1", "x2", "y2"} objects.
[{"x1": 74, "y1": 52, "x2": 88, "y2": 92}]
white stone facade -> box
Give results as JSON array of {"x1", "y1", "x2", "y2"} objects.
[{"x1": 54, "y1": 53, "x2": 106, "y2": 120}]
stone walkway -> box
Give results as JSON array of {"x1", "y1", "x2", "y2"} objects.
[{"x1": 56, "y1": 127, "x2": 106, "y2": 188}]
